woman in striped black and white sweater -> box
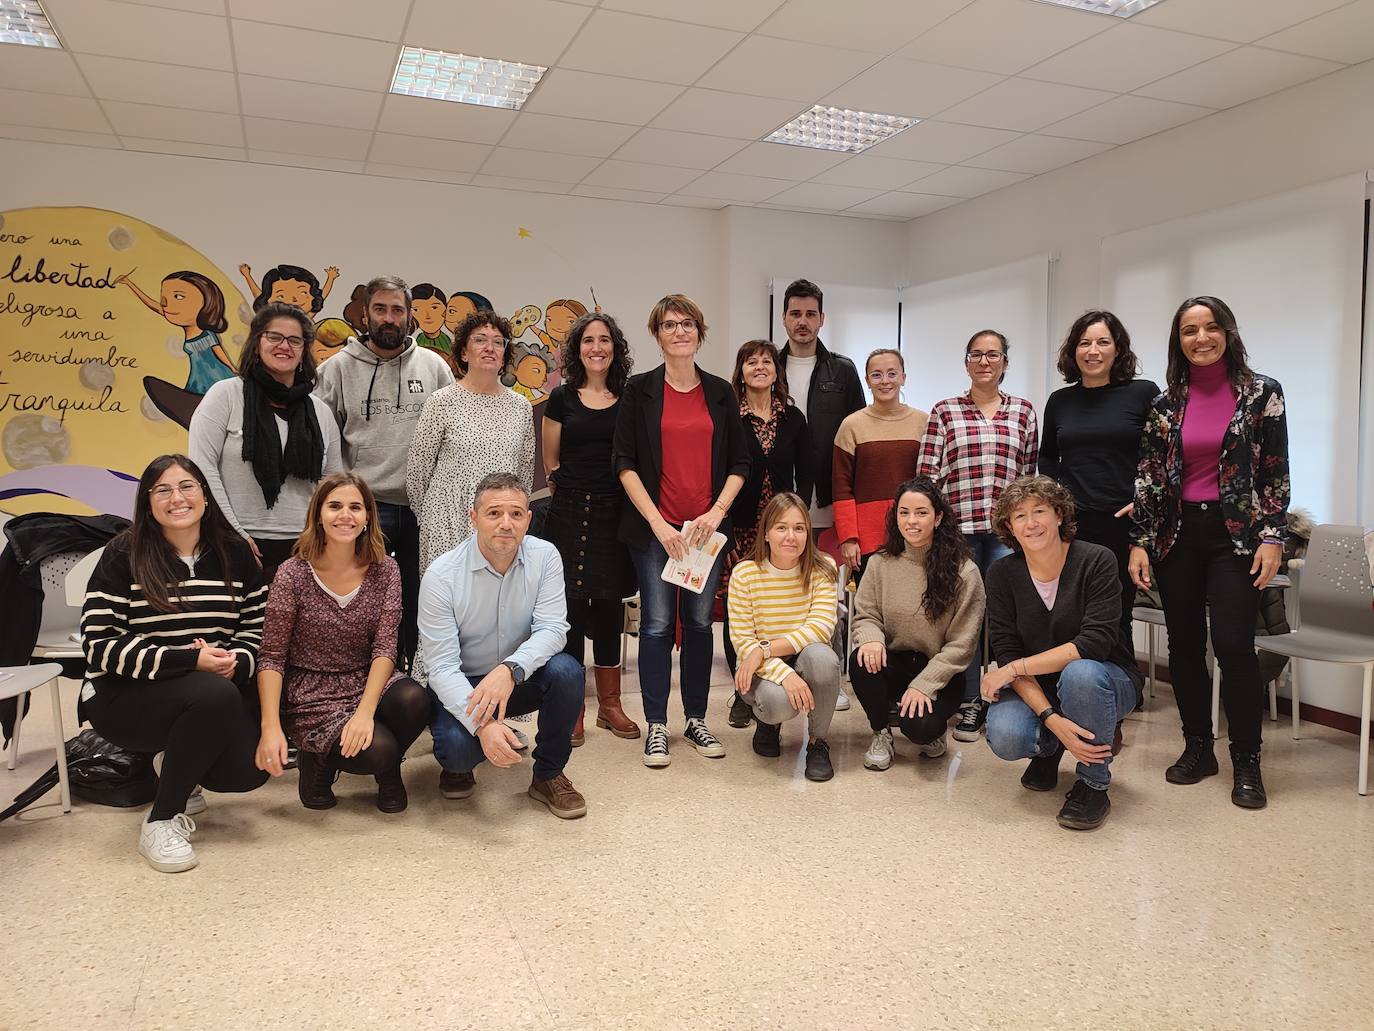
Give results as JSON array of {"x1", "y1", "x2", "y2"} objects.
[
  {"x1": 81, "y1": 454, "x2": 269, "y2": 873},
  {"x1": 727, "y1": 492, "x2": 841, "y2": 782}
]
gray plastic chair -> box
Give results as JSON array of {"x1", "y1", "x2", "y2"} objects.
[{"x1": 1254, "y1": 525, "x2": 1374, "y2": 795}]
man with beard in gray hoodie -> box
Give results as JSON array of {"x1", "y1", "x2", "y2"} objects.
[{"x1": 315, "y1": 275, "x2": 454, "y2": 671}]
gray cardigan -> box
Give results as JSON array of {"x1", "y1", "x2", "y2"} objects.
[{"x1": 188, "y1": 377, "x2": 343, "y2": 541}]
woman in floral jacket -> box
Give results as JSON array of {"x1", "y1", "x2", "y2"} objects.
[{"x1": 1128, "y1": 296, "x2": 1289, "y2": 811}]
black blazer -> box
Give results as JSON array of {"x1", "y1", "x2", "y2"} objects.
[
  {"x1": 613, "y1": 364, "x2": 752, "y2": 550},
  {"x1": 730, "y1": 403, "x2": 813, "y2": 530}
]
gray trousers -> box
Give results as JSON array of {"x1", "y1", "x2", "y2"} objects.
[{"x1": 743, "y1": 643, "x2": 842, "y2": 739}]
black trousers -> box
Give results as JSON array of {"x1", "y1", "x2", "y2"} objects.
[
  {"x1": 564, "y1": 596, "x2": 623, "y2": 669},
  {"x1": 848, "y1": 649, "x2": 963, "y2": 745},
  {"x1": 84, "y1": 670, "x2": 268, "y2": 821},
  {"x1": 376, "y1": 503, "x2": 420, "y2": 672},
  {"x1": 1075, "y1": 508, "x2": 1136, "y2": 656},
  {"x1": 251, "y1": 536, "x2": 297, "y2": 586},
  {"x1": 1154, "y1": 504, "x2": 1264, "y2": 752}
]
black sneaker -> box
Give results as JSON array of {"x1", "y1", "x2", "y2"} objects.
[
  {"x1": 804, "y1": 738, "x2": 834, "y2": 782},
  {"x1": 1057, "y1": 780, "x2": 1111, "y2": 830},
  {"x1": 439, "y1": 768, "x2": 476, "y2": 799},
  {"x1": 643, "y1": 722, "x2": 670, "y2": 768},
  {"x1": 752, "y1": 720, "x2": 781, "y2": 757},
  {"x1": 1230, "y1": 750, "x2": 1268, "y2": 809},
  {"x1": 952, "y1": 699, "x2": 988, "y2": 742},
  {"x1": 684, "y1": 717, "x2": 725, "y2": 758},
  {"x1": 1021, "y1": 743, "x2": 1064, "y2": 792},
  {"x1": 728, "y1": 690, "x2": 753, "y2": 728},
  {"x1": 1165, "y1": 735, "x2": 1219, "y2": 784}
]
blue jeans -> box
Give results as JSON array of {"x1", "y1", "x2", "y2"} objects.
[
  {"x1": 428, "y1": 652, "x2": 583, "y2": 782},
  {"x1": 963, "y1": 531, "x2": 1012, "y2": 701},
  {"x1": 985, "y1": 659, "x2": 1136, "y2": 790},
  {"x1": 629, "y1": 537, "x2": 727, "y2": 725}
]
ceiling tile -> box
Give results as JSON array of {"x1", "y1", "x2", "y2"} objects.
[
  {"x1": 0, "y1": 46, "x2": 89, "y2": 96},
  {"x1": 1132, "y1": 0, "x2": 1352, "y2": 44},
  {"x1": 899, "y1": 0, "x2": 1112, "y2": 75},
  {"x1": 611, "y1": 128, "x2": 749, "y2": 169},
  {"x1": 363, "y1": 162, "x2": 472, "y2": 185},
  {"x1": 77, "y1": 55, "x2": 239, "y2": 113},
  {"x1": 907, "y1": 165, "x2": 1029, "y2": 198},
  {"x1": 120, "y1": 136, "x2": 245, "y2": 160},
  {"x1": 864, "y1": 119, "x2": 1018, "y2": 163},
  {"x1": 965, "y1": 133, "x2": 1111, "y2": 174},
  {"x1": 243, "y1": 116, "x2": 371, "y2": 159},
  {"x1": 229, "y1": 0, "x2": 408, "y2": 41},
  {"x1": 405, "y1": 0, "x2": 591, "y2": 66},
  {"x1": 0, "y1": 124, "x2": 118, "y2": 148},
  {"x1": 124, "y1": 0, "x2": 225, "y2": 13},
  {"x1": 714, "y1": 141, "x2": 848, "y2": 179},
  {"x1": 249, "y1": 150, "x2": 366, "y2": 173},
  {"x1": 824, "y1": 56, "x2": 1002, "y2": 119},
  {"x1": 1024, "y1": 23, "x2": 1234, "y2": 93},
  {"x1": 847, "y1": 191, "x2": 960, "y2": 218},
  {"x1": 696, "y1": 36, "x2": 876, "y2": 102},
  {"x1": 1043, "y1": 93, "x2": 1213, "y2": 144},
  {"x1": 469, "y1": 174, "x2": 573, "y2": 195},
  {"x1": 499, "y1": 113, "x2": 637, "y2": 157},
  {"x1": 570, "y1": 184, "x2": 667, "y2": 203},
  {"x1": 938, "y1": 78, "x2": 1115, "y2": 132},
  {"x1": 756, "y1": 0, "x2": 970, "y2": 54},
  {"x1": 232, "y1": 20, "x2": 398, "y2": 90},
  {"x1": 601, "y1": 0, "x2": 779, "y2": 33},
  {"x1": 762, "y1": 182, "x2": 884, "y2": 211},
  {"x1": 0, "y1": 88, "x2": 109, "y2": 132},
  {"x1": 370, "y1": 133, "x2": 493, "y2": 172},
  {"x1": 650, "y1": 88, "x2": 803, "y2": 140},
  {"x1": 582, "y1": 159, "x2": 702, "y2": 192},
  {"x1": 45, "y1": 0, "x2": 233, "y2": 68},
  {"x1": 378, "y1": 94, "x2": 515, "y2": 144},
  {"x1": 559, "y1": 11, "x2": 742, "y2": 85},
  {"x1": 659, "y1": 195, "x2": 728, "y2": 209},
  {"x1": 812, "y1": 154, "x2": 946, "y2": 190},
  {"x1": 1259, "y1": 1, "x2": 1374, "y2": 65},
  {"x1": 478, "y1": 146, "x2": 602, "y2": 183},
  {"x1": 522, "y1": 69, "x2": 683, "y2": 125},
  {"x1": 239, "y1": 76, "x2": 383, "y2": 131},
  {"x1": 679, "y1": 170, "x2": 791, "y2": 202},
  {"x1": 1133, "y1": 46, "x2": 1343, "y2": 109},
  {"x1": 103, "y1": 100, "x2": 241, "y2": 144}
]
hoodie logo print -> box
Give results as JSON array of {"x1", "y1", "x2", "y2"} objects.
[{"x1": 407, "y1": 379, "x2": 424, "y2": 394}]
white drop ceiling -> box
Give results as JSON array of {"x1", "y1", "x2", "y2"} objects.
[{"x1": 2, "y1": 0, "x2": 1371, "y2": 221}]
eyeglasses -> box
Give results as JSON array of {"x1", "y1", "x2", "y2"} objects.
[
  {"x1": 468, "y1": 336, "x2": 507, "y2": 352},
  {"x1": 966, "y1": 351, "x2": 1004, "y2": 365},
  {"x1": 150, "y1": 481, "x2": 202, "y2": 501},
  {"x1": 262, "y1": 330, "x2": 306, "y2": 350},
  {"x1": 659, "y1": 319, "x2": 697, "y2": 334},
  {"x1": 867, "y1": 369, "x2": 903, "y2": 382}
]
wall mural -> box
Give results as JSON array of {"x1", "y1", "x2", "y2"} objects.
[{"x1": 0, "y1": 205, "x2": 589, "y2": 517}]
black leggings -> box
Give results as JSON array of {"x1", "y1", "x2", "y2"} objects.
[
  {"x1": 320, "y1": 677, "x2": 430, "y2": 775},
  {"x1": 1075, "y1": 509, "x2": 1136, "y2": 660},
  {"x1": 848, "y1": 649, "x2": 963, "y2": 745},
  {"x1": 84, "y1": 670, "x2": 268, "y2": 822},
  {"x1": 563, "y1": 597, "x2": 622, "y2": 669}
]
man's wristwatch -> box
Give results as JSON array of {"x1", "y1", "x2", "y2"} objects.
[
  {"x1": 501, "y1": 660, "x2": 526, "y2": 684},
  {"x1": 1036, "y1": 705, "x2": 1057, "y2": 725}
]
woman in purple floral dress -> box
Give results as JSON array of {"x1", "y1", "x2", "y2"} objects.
[{"x1": 255, "y1": 472, "x2": 430, "y2": 813}]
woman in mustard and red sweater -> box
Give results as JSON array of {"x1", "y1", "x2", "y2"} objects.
[{"x1": 832, "y1": 348, "x2": 928, "y2": 577}]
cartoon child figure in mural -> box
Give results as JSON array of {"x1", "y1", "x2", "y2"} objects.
[
  {"x1": 240, "y1": 262, "x2": 351, "y2": 366},
  {"x1": 116, "y1": 268, "x2": 235, "y2": 430}
]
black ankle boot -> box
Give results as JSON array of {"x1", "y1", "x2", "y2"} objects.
[
  {"x1": 1230, "y1": 750, "x2": 1267, "y2": 809},
  {"x1": 1165, "y1": 735, "x2": 1219, "y2": 785},
  {"x1": 297, "y1": 749, "x2": 337, "y2": 810},
  {"x1": 752, "y1": 720, "x2": 781, "y2": 758},
  {"x1": 375, "y1": 764, "x2": 408, "y2": 813}
]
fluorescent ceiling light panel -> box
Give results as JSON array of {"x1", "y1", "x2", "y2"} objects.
[
  {"x1": 390, "y1": 46, "x2": 546, "y2": 111},
  {"x1": 765, "y1": 105, "x2": 917, "y2": 155},
  {"x1": 1030, "y1": 0, "x2": 1168, "y2": 16},
  {"x1": 1, "y1": 0, "x2": 60, "y2": 48}
]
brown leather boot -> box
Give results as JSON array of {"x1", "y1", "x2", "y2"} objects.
[
  {"x1": 593, "y1": 665, "x2": 640, "y2": 739},
  {"x1": 571, "y1": 703, "x2": 586, "y2": 748}
]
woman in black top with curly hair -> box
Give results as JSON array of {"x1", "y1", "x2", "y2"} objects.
[
  {"x1": 542, "y1": 311, "x2": 639, "y2": 746},
  {"x1": 848, "y1": 476, "x2": 985, "y2": 772}
]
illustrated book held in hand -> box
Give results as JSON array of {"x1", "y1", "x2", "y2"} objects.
[{"x1": 660, "y1": 521, "x2": 726, "y2": 595}]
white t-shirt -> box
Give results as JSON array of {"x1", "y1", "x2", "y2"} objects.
[{"x1": 785, "y1": 352, "x2": 833, "y2": 529}]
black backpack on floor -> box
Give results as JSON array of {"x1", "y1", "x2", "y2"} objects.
[{"x1": 0, "y1": 729, "x2": 156, "y2": 821}]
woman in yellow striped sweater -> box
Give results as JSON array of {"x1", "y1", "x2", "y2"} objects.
[{"x1": 727, "y1": 492, "x2": 841, "y2": 781}]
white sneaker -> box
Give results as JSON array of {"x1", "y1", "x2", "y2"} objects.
[
  {"x1": 139, "y1": 814, "x2": 198, "y2": 873},
  {"x1": 835, "y1": 689, "x2": 851, "y2": 711},
  {"x1": 863, "y1": 728, "x2": 895, "y2": 771},
  {"x1": 919, "y1": 732, "x2": 947, "y2": 759},
  {"x1": 184, "y1": 786, "x2": 207, "y2": 816}
]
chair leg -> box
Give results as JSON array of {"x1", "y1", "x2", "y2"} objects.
[
  {"x1": 1147, "y1": 625, "x2": 1156, "y2": 700},
  {"x1": 1210, "y1": 653, "x2": 1221, "y2": 734},
  {"x1": 6, "y1": 691, "x2": 23, "y2": 770},
  {"x1": 1269, "y1": 676, "x2": 1279, "y2": 723},
  {"x1": 47, "y1": 677, "x2": 71, "y2": 813},
  {"x1": 1358, "y1": 663, "x2": 1371, "y2": 797},
  {"x1": 1291, "y1": 660, "x2": 1301, "y2": 740}
]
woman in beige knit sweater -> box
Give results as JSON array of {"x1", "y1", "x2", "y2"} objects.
[{"x1": 849, "y1": 475, "x2": 986, "y2": 771}]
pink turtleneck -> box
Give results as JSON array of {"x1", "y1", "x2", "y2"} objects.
[{"x1": 1180, "y1": 358, "x2": 1236, "y2": 502}]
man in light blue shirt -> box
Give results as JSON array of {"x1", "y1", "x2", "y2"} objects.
[{"x1": 419, "y1": 471, "x2": 587, "y2": 819}]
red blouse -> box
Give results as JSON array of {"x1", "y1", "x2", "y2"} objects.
[{"x1": 659, "y1": 382, "x2": 713, "y2": 525}]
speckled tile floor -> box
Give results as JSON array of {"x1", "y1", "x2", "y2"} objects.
[{"x1": 4, "y1": 637, "x2": 1371, "y2": 1031}]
